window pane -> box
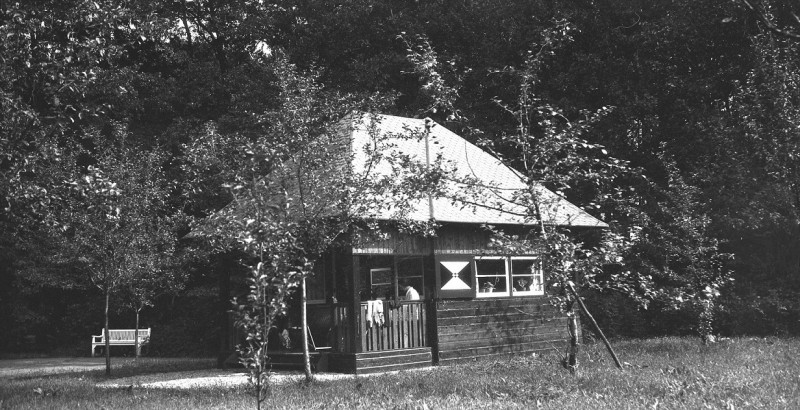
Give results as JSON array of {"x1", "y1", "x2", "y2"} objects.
[
  {"x1": 360, "y1": 255, "x2": 393, "y2": 300},
  {"x1": 475, "y1": 258, "x2": 508, "y2": 295},
  {"x1": 370, "y1": 268, "x2": 392, "y2": 300},
  {"x1": 511, "y1": 258, "x2": 543, "y2": 295},
  {"x1": 475, "y1": 258, "x2": 505, "y2": 276},
  {"x1": 477, "y1": 276, "x2": 507, "y2": 294}
]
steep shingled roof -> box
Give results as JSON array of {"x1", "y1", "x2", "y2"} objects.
[{"x1": 348, "y1": 113, "x2": 607, "y2": 228}]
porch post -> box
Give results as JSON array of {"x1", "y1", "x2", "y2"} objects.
[
  {"x1": 351, "y1": 254, "x2": 363, "y2": 353},
  {"x1": 425, "y1": 239, "x2": 439, "y2": 364}
]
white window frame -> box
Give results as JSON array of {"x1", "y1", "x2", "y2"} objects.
[
  {"x1": 474, "y1": 256, "x2": 510, "y2": 298},
  {"x1": 510, "y1": 257, "x2": 544, "y2": 296}
]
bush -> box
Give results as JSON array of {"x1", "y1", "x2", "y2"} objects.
[
  {"x1": 717, "y1": 290, "x2": 800, "y2": 336},
  {"x1": 146, "y1": 291, "x2": 220, "y2": 357}
]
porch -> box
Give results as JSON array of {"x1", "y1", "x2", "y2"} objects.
[
  {"x1": 333, "y1": 301, "x2": 428, "y2": 353},
  {"x1": 323, "y1": 300, "x2": 432, "y2": 374}
]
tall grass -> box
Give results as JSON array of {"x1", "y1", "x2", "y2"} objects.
[{"x1": 1, "y1": 338, "x2": 798, "y2": 409}]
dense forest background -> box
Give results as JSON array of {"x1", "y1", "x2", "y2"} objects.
[{"x1": 2, "y1": 0, "x2": 800, "y2": 357}]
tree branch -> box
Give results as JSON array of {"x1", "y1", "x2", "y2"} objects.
[{"x1": 740, "y1": 0, "x2": 800, "y2": 40}]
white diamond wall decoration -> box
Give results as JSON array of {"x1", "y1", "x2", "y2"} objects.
[{"x1": 440, "y1": 261, "x2": 471, "y2": 290}]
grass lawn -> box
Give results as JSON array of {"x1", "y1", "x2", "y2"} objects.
[{"x1": 1, "y1": 337, "x2": 798, "y2": 409}]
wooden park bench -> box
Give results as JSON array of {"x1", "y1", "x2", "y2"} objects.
[{"x1": 91, "y1": 328, "x2": 151, "y2": 357}]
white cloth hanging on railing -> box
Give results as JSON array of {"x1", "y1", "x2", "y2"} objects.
[{"x1": 366, "y1": 300, "x2": 385, "y2": 327}]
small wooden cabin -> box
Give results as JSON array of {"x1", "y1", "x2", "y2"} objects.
[{"x1": 224, "y1": 114, "x2": 607, "y2": 373}]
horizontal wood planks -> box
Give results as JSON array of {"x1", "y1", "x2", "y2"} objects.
[
  {"x1": 325, "y1": 347, "x2": 432, "y2": 374},
  {"x1": 352, "y1": 232, "x2": 430, "y2": 255},
  {"x1": 435, "y1": 298, "x2": 569, "y2": 364}
]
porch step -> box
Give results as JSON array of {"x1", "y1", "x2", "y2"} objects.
[
  {"x1": 358, "y1": 347, "x2": 430, "y2": 359},
  {"x1": 355, "y1": 347, "x2": 432, "y2": 374}
]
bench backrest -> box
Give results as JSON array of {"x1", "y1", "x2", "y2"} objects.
[{"x1": 100, "y1": 329, "x2": 150, "y2": 341}]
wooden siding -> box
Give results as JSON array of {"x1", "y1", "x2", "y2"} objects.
[
  {"x1": 325, "y1": 348, "x2": 432, "y2": 374},
  {"x1": 434, "y1": 298, "x2": 569, "y2": 364},
  {"x1": 351, "y1": 224, "x2": 533, "y2": 255},
  {"x1": 352, "y1": 231, "x2": 430, "y2": 255},
  {"x1": 433, "y1": 226, "x2": 491, "y2": 255}
]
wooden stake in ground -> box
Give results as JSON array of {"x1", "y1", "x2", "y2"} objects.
[{"x1": 566, "y1": 281, "x2": 623, "y2": 370}]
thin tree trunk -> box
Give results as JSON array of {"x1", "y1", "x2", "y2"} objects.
[
  {"x1": 301, "y1": 277, "x2": 312, "y2": 382},
  {"x1": 256, "y1": 364, "x2": 262, "y2": 410},
  {"x1": 566, "y1": 281, "x2": 623, "y2": 370},
  {"x1": 217, "y1": 263, "x2": 231, "y2": 369},
  {"x1": 135, "y1": 308, "x2": 141, "y2": 358},
  {"x1": 566, "y1": 311, "x2": 579, "y2": 373},
  {"x1": 531, "y1": 192, "x2": 547, "y2": 239},
  {"x1": 104, "y1": 288, "x2": 111, "y2": 376}
]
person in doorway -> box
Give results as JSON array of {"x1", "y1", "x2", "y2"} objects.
[{"x1": 400, "y1": 282, "x2": 420, "y2": 300}]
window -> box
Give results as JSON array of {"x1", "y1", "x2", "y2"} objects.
[
  {"x1": 396, "y1": 256, "x2": 424, "y2": 300},
  {"x1": 475, "y1": 257, "x2": 509, "y2": 297},
  {"x1": 370, "y1": 268, "x2": 393, "y2": 300},
  {"x1": 360, "y1": 255, "x2": 426, "y2": 300},
  {"x1": 510, "y1": 257, "x2": 544, "y2": 296}
]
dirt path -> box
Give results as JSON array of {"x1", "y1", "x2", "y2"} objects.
[{"x1": 95, "y1": 369, "x2": 360, "y2": 389}]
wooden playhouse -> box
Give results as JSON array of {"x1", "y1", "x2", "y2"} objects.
[{"x1": 221, "y1": 114, "x2": 607, "y2": 373}]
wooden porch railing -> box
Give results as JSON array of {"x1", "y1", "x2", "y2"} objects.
[
  {"x1": 334, "y1": 301, "x2": 427, "y2": 353},
  {"x1": 333, "y1": 304, "x2": 353, "y2": 353}
]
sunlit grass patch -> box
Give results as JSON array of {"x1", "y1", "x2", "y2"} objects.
[{"x1": 96, "y1": 357, "x2": 217, "y2": 379}]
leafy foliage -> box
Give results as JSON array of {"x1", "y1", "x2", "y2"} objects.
[
  {"x1": 5, "y1": 0, "x2": 800, "y2": 362},
  {"x1": 36, "y1": 132, "x2": 180, "y2": 371}
]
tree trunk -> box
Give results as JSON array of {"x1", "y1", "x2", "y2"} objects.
[
  {"x1": 104, "y1": 288, "x2": 111, "y2": 376},
  {"x1": 566, "y1": 311, "x2": 579, "y2": 373},
  {"x1": 301, "y1": 277, "x2": 313, "y2": 382},
  {"x1": 217, "y1": 262, "x2": 231, "y2": 369},
  {"x1": 566, "y1": 281, "x2": 623, "y2": 370},
  {"x1": 135, "y1": 308, "x2": 141, "y2": 358},
  {"x1": 532, "y1": 193, "x2": 547, "y2": 238}
]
